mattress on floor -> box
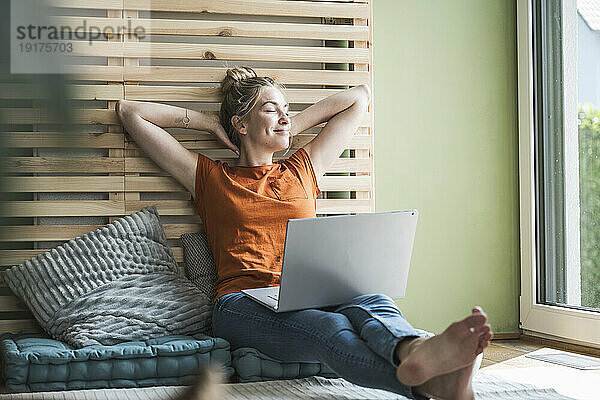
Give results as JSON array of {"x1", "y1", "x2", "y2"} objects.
[{"x1": 0, "y1": 333, "x2": 234, "y2": 392}]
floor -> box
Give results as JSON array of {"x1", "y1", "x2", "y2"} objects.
[{"x1": 481, "y1": 338, "x2": 600, "y2": 400}]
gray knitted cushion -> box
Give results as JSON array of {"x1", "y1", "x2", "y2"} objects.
[
  {"x1": 181, "y1": 231, "x2": 217, "y2": 302},
  {"x1": 4, "y1": 206, "x2": 213, "y2": 348}
]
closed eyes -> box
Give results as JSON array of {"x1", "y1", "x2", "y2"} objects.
[{"x1": 266, "y1": 110, "x2": 289, "y2": 116}]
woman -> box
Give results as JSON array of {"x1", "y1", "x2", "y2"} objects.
[{"x1": 116, "y1": 66, "x2": 492, "y2": 400}]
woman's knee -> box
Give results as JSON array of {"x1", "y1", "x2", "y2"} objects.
[{"x1": 344, "y1": 293, "x2": 395, "y2": 307}]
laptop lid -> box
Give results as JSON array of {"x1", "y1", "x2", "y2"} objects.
[{"x1": 276, "y1": 210, "x2": 418, "y2": 312}]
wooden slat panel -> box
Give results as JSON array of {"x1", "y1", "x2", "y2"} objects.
[
  {"x1": 2, "y1": 157, "x2": 124, "y2": 173},
  {"x1": 0, "y1": 224, "x2": 202, "y2": 242},
  {"x1": 1, "y1": 132, "x2": 124, "y2": 148},
  {"x1": 0, "y1": 200, "x2": 125, "y2": 217},
  {"x1": 0, "y1": 109, "x2": 120, "y2": 125},
  {"x1": 4, "y1": 177, "x2": 124, "y2": 193},
  {"x1": 125, "y1": 175, "x2": 370, "y2": 192},
  {"x1": 49, "y1": 17, "x2": 368, "y2": 41},
  {"x1": 0, "y1": 247, "x2": 185, "y2": 266},
  {"x1": 2, "y1": 0, "x2": 373, "y2": 333},
  {"x1": 126, "y1": 156, "x2": 370, "y2": 174},
  {"x1": 68, "y1": 42, "x2": 369, "y2": 64}
]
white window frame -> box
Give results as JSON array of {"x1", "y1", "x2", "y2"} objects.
[{"x1": 518, "y1": 0, "x2": 600, "y2": 347}]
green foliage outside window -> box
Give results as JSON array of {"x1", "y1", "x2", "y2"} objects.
[{"x1": 578, "y1": 104, "x2": 600, "y2": 309}]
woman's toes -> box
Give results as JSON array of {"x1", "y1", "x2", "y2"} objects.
[
  {"x1": 462, "y1": 313, "x2": 487, "y2": 330},
  {"x1": 473, "y1": 324, "x2": 492, "y2": 336}
]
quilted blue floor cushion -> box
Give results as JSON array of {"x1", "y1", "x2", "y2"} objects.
[
  {"x1": 231, "y1": 347, "x2": 339, "y2": 382},
  {"x1": 0, "y1": 333, "x2": 234, "y2": 392}
]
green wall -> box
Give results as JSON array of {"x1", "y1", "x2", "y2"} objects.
[{"x1": 373, "y1": 1, "x2": 520, "y2": 334}]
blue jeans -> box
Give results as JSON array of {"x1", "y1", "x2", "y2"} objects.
[{"x1": 212, "y1": 292, "x2": 427, "y2": 399}]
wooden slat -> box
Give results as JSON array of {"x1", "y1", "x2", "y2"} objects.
[
  {"x1": 126, "y1": 200, "x2": 197, "y2": 216},
  {"x1": 0, "y1": 319, "x2": 42, "y2": 334},
  {"x1": 0, "y1": 84, "x2": 123, "y2": 100},
  {"x1": 124, "y1": 0, "x2": 368, "y2": 18},
  {"x1": 48, "y1": 0, "x2": 122, "y2": 10},
  {"x1": 124, "y1": 175, "x2": 370, "y2": 192},
  {"x1": 0, "y1": 296, "x2": 27, "y2": 312},
  {"x1": 68, "y1": 42, "x2": 369, "y2": 64},
  {"x1": 124, "y1": 198, "x2": 370, "y2": 216},
  {"x1": 0, "y1": 247, "x2": 185, "y2": 266},
  {"x1": 1, "y1": 132, "x2": 124, "y2": 148},
  {"x1": 318, "y1": 198, "x2": 371, "y2": 213},
  {"x1": 4, "y1": 177, "x2": 124, "y2": 193},
  {"x1": 126, "y1": 156, "x2": 370, "y2": 174},
  {"x1": 0, "y1": 200, "x2": 125, "y2": 217},
  {"x1": 49, "y1": 0, "x2": 369, "y2": 18},
  {"x1": 129, "y1": 127, "x2": 368, "y2": 142},
  {"x1": 66, "y1": 66, "x2": 368, "y2": 85},
  {"x1": 124, "y1": 133, "x2": 371, "y2": 153},
  {"x1": 0, "y1": 224, "x2": 203, "y2": 242},
  {"x1": 0, "y1": 109, "x2": 120, "y2": 125},
  {"x1": 65, "y1": 65, "x2": 124, "y2": 82},
  {"x1": 1, "y1": 157, "x2": 124, "y2": 173},
  {"x1": 125, "y1": 87, "x2": 347, "y2": 103},
  {"x1": 123, "y1": 67, "x2": 368, "y2": 85},
  {"x1": 49, "y1": 16, "x2": 368, "y2": 41}
]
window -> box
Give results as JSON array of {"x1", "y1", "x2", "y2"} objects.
[{"x1": 518, "y1": 0, "x2": 600, "y2": 346}]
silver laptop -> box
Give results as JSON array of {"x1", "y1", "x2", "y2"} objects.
[{"x1": 241, "y1": 210, "x2": 418, "y2": 312}]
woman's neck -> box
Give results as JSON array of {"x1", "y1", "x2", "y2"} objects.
[{"x1": 234, "y1": 149, "x2": 275, "y2": 167}]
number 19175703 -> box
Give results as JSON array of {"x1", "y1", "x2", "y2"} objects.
[{"x1": 18, "y1": 42, "x2": 73, "y2": 53}]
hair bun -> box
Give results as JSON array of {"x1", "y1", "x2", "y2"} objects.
[{"x1": 220, "y1": 66, "x2": 258, "y2": 95}]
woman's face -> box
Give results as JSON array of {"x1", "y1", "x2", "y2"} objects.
[{"x1": 240, "y1": 86, "x2": 291, "y2": 152}]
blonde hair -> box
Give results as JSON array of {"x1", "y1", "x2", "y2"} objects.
[{"x1": 219, "y1": 66, "x2": 290, "y2": 154}]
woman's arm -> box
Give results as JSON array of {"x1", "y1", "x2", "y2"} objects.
[
  {"x1": 115, "y1": 100, "x2": 239, "y2": 197},
  {"x1": 290, "y1": 85, "x2": 370, "y2": 136},
  {"x1": 298, "y1": 85, "x2": 371, "y2": 178}
]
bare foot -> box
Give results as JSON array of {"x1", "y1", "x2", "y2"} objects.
[
  {"x1": 396, "y1": 307, "x2": 492, "y2": 387},
  {"x1": 414, "y1": 358, "x2": 480, "y2": 400}
]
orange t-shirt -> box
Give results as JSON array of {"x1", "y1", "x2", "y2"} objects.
[{"x1": 193, "y1": 147, "x2": 322, "y2": 300}]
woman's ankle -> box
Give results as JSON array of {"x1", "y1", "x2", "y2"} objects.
[{"x1": 395, "y1": 336, "x2": 425, "y2": 365}]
